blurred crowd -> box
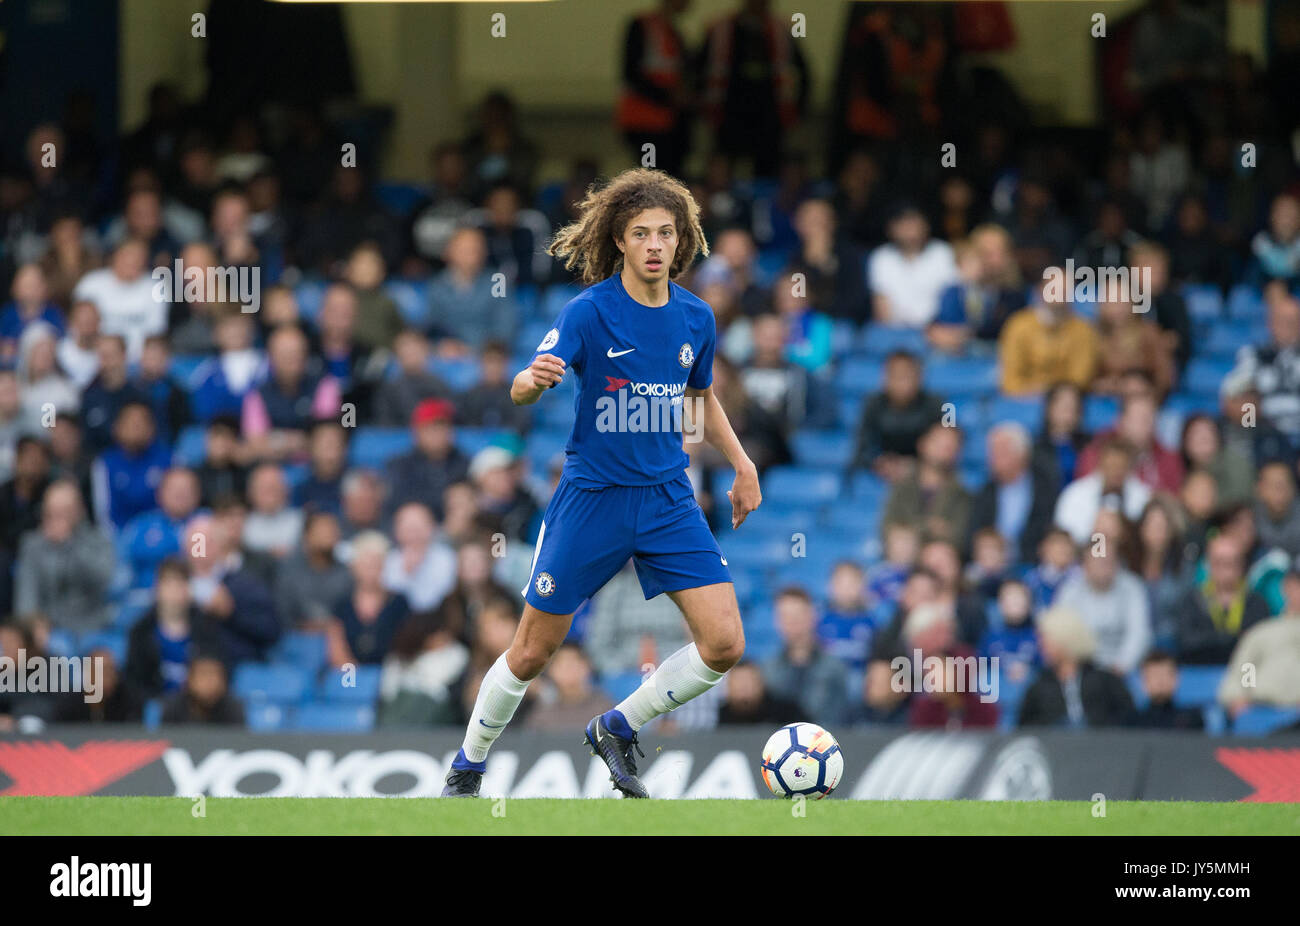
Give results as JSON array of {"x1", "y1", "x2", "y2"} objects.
[{"x1": 1, "y1": 0, "x2": 1300, "y2": 735}]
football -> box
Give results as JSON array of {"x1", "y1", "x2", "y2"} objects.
[{"x1": 760, "y1": 722, "x2": 844, "y2": 799}]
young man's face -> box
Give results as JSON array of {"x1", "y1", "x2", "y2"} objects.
[{"x1": 618, "y1": 207, "x2": 677, "y2": 284}]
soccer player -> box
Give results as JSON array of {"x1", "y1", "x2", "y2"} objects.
[{"x1": 441, "y1": 169, "x2": 761, "y2": 798}]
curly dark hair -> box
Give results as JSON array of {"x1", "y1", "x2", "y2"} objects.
[{"x1": 547, "y1": 168, "x2": 708, "y2": 284}]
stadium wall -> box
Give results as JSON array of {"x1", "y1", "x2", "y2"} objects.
[{"x1": 3, "y1": 727, "x2": 1297, "y2": 801}]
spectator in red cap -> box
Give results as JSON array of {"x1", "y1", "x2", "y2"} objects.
[{"x1": 384, "y1": 397, "x2": 469, "y2": 521}]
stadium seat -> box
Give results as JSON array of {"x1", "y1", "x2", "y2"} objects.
[
  {"x1": 1181, "y1": 284, "x2": 1223, "y2": 324},
  {"x1": 514, "y1": 283, "x2": 541, "y2": 320},
  {"x1": 542, "y1": 284, "x2": 582, "y2": 319},
  {"x1": 1161, "y1": 392, "x2": 1219, "y2": 420},
  {"x1": 232, "y1": 663, "x2": 311, "y2": 705},
  {"x1": 1226, "y1": 284, "x2": 1265, "y2": 321},
  {"x1": 1231, "y1": 705, "x2": 1300, "y2": 737},
  {"x1": 270, "y1": 632, "x2": 329, "y2": 675},
  {"x1": 829, "y1": 319, "x2": 858, "y2": 359},
  {"x1": 383, "y1": 279, "x2": 430, "y2": 326},
  {"x1": 996, "y1": 671, "x2": 1033, "y2": 732},
  {"x1": 456, "y1": 427, "x2": 515, "y2": 459},
  {"x1": 143, "y1": 698, "x2": 163, "y2": 730},
  {"x1": 515, "y1": 319, "x2": 553, "y2": 357},
  {"x1": 1082, "y1": 394, "x2": 1120, "y2": 432},
  {"x1": 791, "y1": 431, "x2": 852, "y2": 468},
  {"x1": 1175, "y1": 666, "x2": 1226, "y2": 708},
  {"x1": 848, "y1": 471, "x2": 889, "y2": 506},
  {"x1": 45, "y1": 629, "x2": 78, "y2": 659},
  {"x1": 373, "y1": 181, "x2": 429, "y2": 217},
  {"x1": 295, "y1": 280, "x2": 327, "y2": 324},
  {"x1": 762, "y1": 466, "x2": 841, "y2": 505},
  {"x1": 856, "y1": 324, "x2": 927, "y2": 357},
  {"x1": 113, "y1": 599, "x2": 151, "y2": 631},
  {"x1": 173, "y1": 426, "x2": 207, "y2": 467},
  {"x1": 170, "y1": 354, "x2": 208, "y2": 385},
  {"x1": 837, "y1": 357, "x2": 885, "y2": 396},
  {"x1": 524, "y1": 428, "x2": 569, "y2": 472},
  {"x1": 293, "y1": 702, "x2": 376, "y2": 732},
  {"x1": 923, "y1": 357, "x2": 999, "y2": 397},
  {"x1": 598, "y1": 671, "x2": 644, "y2": 704},
  {"x1": 347, "y1": 427, "x2": 411, "y2": 468},
  {"x1": 429, "y1": 357, "x2": 482, "y2": 392},
  {"x1": 985, "y1": 395, "x2": 1045, "y2": 435},
  {"x1": 246, "y1": 702, "x2": 290, "y2": 733},
  {"x1": 80, "y1": 629, "x2": 128, "y2": 666},
  {"x1": 1183, "y1": 357, "x2": 1236, "y2": 397},
  {"x1": 315, "y1": 665, "x2": 382, "y2": 704},
  {"x1": 1201, "y1": 320, "x2": 1267, "y2": 359}
]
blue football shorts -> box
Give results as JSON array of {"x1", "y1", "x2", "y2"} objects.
[{"x1": 521, "y1": 471, "x2": 733, "y2": 615}]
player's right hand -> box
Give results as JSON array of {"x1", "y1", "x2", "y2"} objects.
[{"x1": 527, "y1": 353, "x2": 567, "y2": 390}]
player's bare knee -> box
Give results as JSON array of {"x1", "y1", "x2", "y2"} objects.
[
  {"x1": 506, "y1": 645, "x2": 550, "y2": 681},
  {"x1": 700, "y1": 633, "x2": 744, "y2": 672}
]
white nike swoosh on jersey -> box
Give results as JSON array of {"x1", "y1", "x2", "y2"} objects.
[{"x1": 607, "y1": 347, "x2": 636, "y2": 358}]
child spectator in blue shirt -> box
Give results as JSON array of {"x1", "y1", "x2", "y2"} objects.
[
  {"x1": 1021, "y1": 527, "x2": 1078, "y2": 612},
  {"x1": 818, "y1": 560, "x2": 875, "y2": 675},
  {"x1": 978, "y1": 578, "x2": 1040, "y2": 685}
]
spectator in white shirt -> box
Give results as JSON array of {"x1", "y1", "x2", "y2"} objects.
[
  {"x1": 241, "y1": 462, "x2": 303, "y2": 559},
  {"x1": 383, "y1": 501, "x2": 457, "y2": 612},
  {"x1": 72, "y1": 238, "x2": 165, "y2": 363},
  {"x1": 1054, "y1": 438, "x2": 1152, "y2": 545},
  {"x1": 868, "y1": 203, "x2": 957, "y2": 327},
  {"x1": 56, "y1": 299, "x2": 101, "y2": 390}
]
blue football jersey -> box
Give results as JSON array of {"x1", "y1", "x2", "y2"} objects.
[{"x1": 531, "y1": 274, "x2": 716, "y2": 488}]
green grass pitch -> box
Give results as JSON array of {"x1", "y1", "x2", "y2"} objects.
[{"x1": 2, "y1": 797, "x2": 1297, "y2": 836}]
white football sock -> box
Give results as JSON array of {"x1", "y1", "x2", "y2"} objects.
[
  {"x1": 461, "y1": 653, "x2": 531, "y2": 763},
  {"x1": 616, "y1": 642, "x2": 726, "y2": 731}
]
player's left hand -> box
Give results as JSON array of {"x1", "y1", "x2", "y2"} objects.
[{"x1": 727, "y1": 462, "x2": 762, "y2": 529}]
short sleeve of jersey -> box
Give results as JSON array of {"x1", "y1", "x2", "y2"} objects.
[
  {"x1": 687, "y1": 308, "x2": 716, "y2": 390},
  {"x1": 533, "y1": 297, "x2": 589, "y2": 372}
]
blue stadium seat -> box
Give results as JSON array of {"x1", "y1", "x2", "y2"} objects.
[
  {"x1": 456, "y1": 427, "x2": 514, "y2": 459},
  {"x1": 542, "y1": 284, "x2": 582, "y2": 320},
  {"x1": 373, "y1": 182, "x2": 429, "y2": 217},
  {"x1": 924, "y1": 357, "x2": 999, "y2": 397},
  {"x1": 295, "y1": 280, "x2": 327, "y2": 324},
  {"x1": 1181, "y1": 284, "x2": 1223, "y2": 323},
  {"x1": 1082, "y1": 394, "x2": 1120, "y2": 432},
  {"x1": 1232, "y1": 705, "x2": 1300, "y2": 736},
  {"x1": 45, "y1": 629, "x2": 78, "y2": 658},
  {"x1": 294, "y1": 702, "x2": 376, "y2": 732},
  {"x1": 515, "y1": 284, "x2": 541, "y2": 320},
  {"x1": 113, "y1": 599, "x2": 151, "y2": 632},
  {"x1": 986, "y1": 395, "x2": 1045, "y2": 435},
  {"x1": 598, "y1": 671, "x2": 644, "y2": 704},
  {"x1": 383, "y1": 279, "x2": 430, "y2": 326},
  {"x1": 170, "y1": 354, "x2": 207, "y2": 386},
  {"x1": 1162, "y1": 392, "x2": 1219, "y2": 420},
  {"x1": 347, "y1": 427, "x2": 412, "y2": 468},
  {"x1": 143, "y1": 698, "x2": 163, "y2": 730},
  {"x1": 830, "y1": 319, "x2": 859, "y2": 359},
  {"x1": 848, "y1": 471, "x2": 889, "y2": 505},
  {"x1": 233, "y1": 663, "x2": 311, "y2": 705},
  {"x1": 246, "y1": 702, "x2": 290, "y2": 733},
  {"x1": 839, "y1": 394, "x2": 863, "y2": 430},
  {"x1": 1183, "y1": 357, "x2": 1236, "y2": 397},
  {"x1": 791, "y1": 431, "x2": 851, "y2": 468},
  {"x1": 733, "y1": 503, "x2": 818, "y2": 538},
  {"x1": 719, "y1": 533, "x2": 795, "y2": 568},
  {"x1": 270, "y1": 632, "x2": 329, "y2": 675},
  {"x1": 1174, "y1": 666, "x2": 1225, "y2": 708},
  {"x1": 1226, "y1": 284, "x2": 1265, "y2": 321},
  {"x1": 515, "y1": 319, "x2": 553, "y2": 357},
  {"x1": 856, "y1": 324, "x2": 926, "y2": 357},
  {"x1": 960, "y1": 461, "x2": 988, "y2": 491},
  {"x1": 429, "y1": 357, "x2": 482, "y2": 392},
  {"x1": 755, "y1": 248, "x2": 791, "y2": 286},
  {"x1": 174, "y1": 425, "x2": 207, "y2": 467},
  {"x1": 1202, "y1": 704, "x2": 1228, "y2": 736},
  {"x1": 1202, "y1": 320, "x2": 1264, "y2": 359},
  {"x1": 824, "y1": 500, "x2": 882, "y2": 537},
  {"x1": 762, "y1": 466, "x2": 841, "y2": 505},
  {"x1": 316, "y1": 665, "x2": 382, "y2": 704},
  {"x1": 524, "y1": 428, "x2": 569, "y2": 472},
  {"x1": 80, "y1": 629, "x2": 128, "y2": 666},
  {"x1": 837, "y1": 356, "x2": 885, "y2": 395}
]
